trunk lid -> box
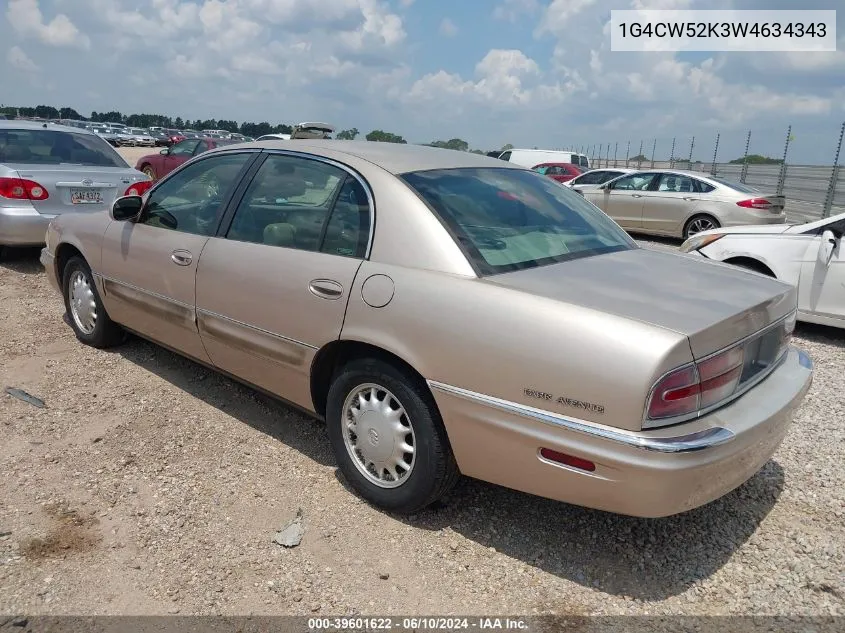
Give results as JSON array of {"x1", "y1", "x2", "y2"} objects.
[
  {"x1": 11, "y1": 165, "x2": 147, "y2": 216},
  {"x1": 486, "y1": 247, "x2": 796, "y2": 359}
]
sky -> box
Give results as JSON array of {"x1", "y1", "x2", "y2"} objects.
[{"x1": 1, "y1": 0, "x2": 844, "y2": 164}]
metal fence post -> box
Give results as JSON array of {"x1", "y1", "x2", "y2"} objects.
[
  {"x1": 740, "y1": 130, "x2": 751, "y2": 184},
  {"x1": 669, "y1": 137, "x2": 676, "y2": 169},
  {"x1": 822, "y1": 121, "x2": 845, "y2": 218},
  {"x1": 605, "y1": 143, "x2": 611, "y2": 168},
  {"x1": 688, "y1": 136, "x2": 695, "y2": 170},
  {"x1": 598, "y1": 144, "x2": 603, "y2": 168},
  {"x1": 710, "y1": 133, "x2": 720, "y2": 176},
  {"x1": 650, "y1": 138, "x2": 656, "y2": 168},
  {"x1": 637, "y1": 140, "x2": 644, "y2": 169},
  {"x1": 625, "y1": 140, "x2": 630, "y2": 167},
  {"x1": 776, "y1": 125, "x2": 792, "y2": 198},
  {"x1": 613, "y1": 142, "x2": 618, "y2": 168}
]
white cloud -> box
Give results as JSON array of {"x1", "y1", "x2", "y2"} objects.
[
  {"x1": 6, "y1": 45, "x2": 40, "y2": 72},
  {"x1": 493, "y1": 0, "x2": 540, "y2": 22},
  {"x1": 438, "y1": 17, "x2": 458, "y2": 37},
  {"x1": 535, "y1": 0, "x2": 597, "y2": 35},
  {"x1": 6, "y1": 0, "x2": 90, "y2": 48}
]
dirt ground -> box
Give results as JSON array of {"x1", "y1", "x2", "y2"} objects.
[{"x1": 0, "y1": 175, "x2": 843, "y2": 616}]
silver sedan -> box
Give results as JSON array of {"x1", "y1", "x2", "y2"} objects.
[
  {"x1": 582, "y1": 169, "x2": 787, "y2": 239},
  {"x1": 0, "y1": 121, "x2": 151, "y2": 256}
]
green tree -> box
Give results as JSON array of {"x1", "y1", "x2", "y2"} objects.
[
  {"x1": 630, "y1": 154, "x2": 648, "y2": 162},
  {"x1": 429, "y1": 138, "x2": 469, "y2": 151},
  {"x1": 729, "y1": 154, "x2": 783, "y2": 165},
  {"x1": 34, "y1": 105, "x2": 60, "y2": 119},
  {"x1": 337, "y1": 128, "x2": 359, "y2": 140},
  {"x1": 501, "y1": 143, "x2": 513, "y2": 151},
  {"x1": 366, "y1": 129, "x2": 407, "y2": 143},
  {"x1": 59, "y1": 107, "x2": 83, "y2": 120}
]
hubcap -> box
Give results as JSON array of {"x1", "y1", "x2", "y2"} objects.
[
  {"x1": 68, "y1": 270, "x2": 97, "y2": 335},
  {"x1": 688, "y1": 217, "x2": 716, "y2": 237},
  {"x1": 342, "y1": 383, "x2": 416, "y2": 489}
]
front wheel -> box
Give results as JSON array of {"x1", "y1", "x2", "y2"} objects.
[
  {"x1": 684, "y1": 214, "x2": 720, "y2": 240},
  {"x1": 325, "y1": 358, "x2": 459, "y2": 513},
  {"x1": 62, "y1": 256, "x2": 124, "y2": 348}
]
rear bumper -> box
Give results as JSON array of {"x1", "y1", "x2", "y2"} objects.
[
  {"x1": 430, "y1": 346, "x2": 812, "y2": 518},
  {"x1": 0, "y1": 206, "x2": 53, "y2": 246}
]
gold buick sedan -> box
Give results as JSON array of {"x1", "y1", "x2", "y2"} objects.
[{"x1": 41, "y1": 140, "x2": 813, "y2": 517}]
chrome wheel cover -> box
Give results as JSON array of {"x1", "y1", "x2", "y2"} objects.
[
  {"x1": 342, "y1": 383, "x2": 416, "y2": 489},
  {"x1": 68, "y1": 270, "x2": 97, "y2": 335},
  {"x1": 687, "y1": 217, "x2": 716, "y2": 237}
]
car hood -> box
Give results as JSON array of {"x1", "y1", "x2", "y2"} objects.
[{"x1": 485, "y1": 247, "x2": 796, "y2": 359}]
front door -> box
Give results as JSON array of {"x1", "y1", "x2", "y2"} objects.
[
  {"x1": 585, "y1": 172, "x2": 657, "y2": 230},
  {"x1": 194, "y1": 152, "x2": 372, "y2": 410},
  {"x1": 163, "y1": 139, "x2": 201, "y2": 176},
  {"x1": 639, "y1": 172, "x2": 700, "y2": 235},
  {"x1": 99, "y1": 150, "x2": 255, "y2": 362},
  {"x1": 800, "y1": 221, "x2": 845, "y2": 321}
]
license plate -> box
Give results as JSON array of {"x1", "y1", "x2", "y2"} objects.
[{"x1": 70, "y1": 189, "x2": 103, "y2": 204}]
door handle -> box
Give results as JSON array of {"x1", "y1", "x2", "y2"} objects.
[
  {"x1": 631, "y1": 194, "x2": 643, "y2": 198},
  {"x1": 171, "y1": 249, "x2": 192, "y2": 266},
  {"x1": 683, "y1": 196, "x2": 696, "y2": 201},
  {"x1": 309, "y1": 279, "x2": 343, "y2": 300}
]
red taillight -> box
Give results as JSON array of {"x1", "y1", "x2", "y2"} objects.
[
  {"x1": 0, "y1": 176, "x2": 49, "y2": 201},
  {"x1": 539, "y1": 448, "x2": 596, "y2": 472},
  {"x1": 647, "y1": 345, "x2": 745, "y2": 420},
  {"x1": 124, "y1": 181, "x2": 152, "y2": 196},
  {"x1": 737, "y1": 198, "x2": 773, "y2": 209}
]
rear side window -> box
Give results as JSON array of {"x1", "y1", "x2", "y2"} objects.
[
  {"x1": 402, "y1": 167, "x2": 637, "y2": 275},
  {"x1": 707, "y1": 176, "x2": 758, "y2": 194},
  {"x1": 0, "y1": 128, "x2": 128, "y2": 167},
  {"x1": 499, "y1": 151, "x2": 512, "y2": 161}
]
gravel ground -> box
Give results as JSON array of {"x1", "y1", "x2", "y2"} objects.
[{"x1": 0, "y1": 220, "x2": 843, "y2": 616}]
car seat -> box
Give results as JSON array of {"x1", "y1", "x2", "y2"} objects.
[{"x1": 263, "y1": 223, "x2": 297, "y2": 247}]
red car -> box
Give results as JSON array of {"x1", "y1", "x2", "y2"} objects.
[
  {"x1": 532, "y1": 162, "x2": 584, "y2": 183},
  {"x1": 135, "y1": 137, "x2": 240, "y2": 181}
]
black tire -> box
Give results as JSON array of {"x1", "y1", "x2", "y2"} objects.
[
  {"x1": 62, "y1": 256, "x2": 124, "y2": 348},
  {"x1": 325, "y1": 358, "x2": 460, "y2": 513},
  {"x1": 683, "y1": 214, "x2": 721, "y2": 240}
]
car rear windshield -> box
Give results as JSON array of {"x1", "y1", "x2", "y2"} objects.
[
  {"x1": 402, "y1": 167, "x2": 637, "y2": 275},
  {"x1": 707, "y1": 176, "x2": 761, "y2": 194},
  {"x1": 0, "y1": 128, "x2": 128, "y2": 167}
]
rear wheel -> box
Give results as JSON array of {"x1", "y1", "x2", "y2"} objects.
[
  {"x1": 684, "y1": 214, "x2": 720, "y2": 240},
  {"x1": 141, "y1": 164, "x2": 156, "y2": 180},
  {"x1": 62, "y1": 256, "x2": 124, "y2": 348},
  {"x1": 325, "y1": 358, "x2": 459, "y2": 513}
]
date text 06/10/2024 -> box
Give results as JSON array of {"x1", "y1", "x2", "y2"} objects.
[{"x1": 307, "y1": 617, "x2": 529, "y2": 631}]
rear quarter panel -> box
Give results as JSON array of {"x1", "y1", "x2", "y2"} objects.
[
  {"x1": 340, "y1": 261, "x2": 693, "y2": 432},
  {"x1": 50, "y1": 210, "x2": 112, "y2": 280}
]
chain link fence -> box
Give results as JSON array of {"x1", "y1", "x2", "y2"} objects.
[{"x1": 581, "y1": 122, "x2": 845, "y2": 223}]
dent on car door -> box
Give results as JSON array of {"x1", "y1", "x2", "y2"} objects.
[
  {"x1": 194, "y1": 152, "x2": 372, "y2": 411},
  {"x1": 640, "y1": 173, "x2": 699, "y2": 236},
  {"x1": 98, "y1": 151, "x2": 255, "y2": 362}
]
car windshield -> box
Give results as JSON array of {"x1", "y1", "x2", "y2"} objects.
[
  {"x1": 707, "y1": 176, "x2": 761, "y2": 194},
  {"x1": 0, "y1": 128, "x2": 128, "y2": 167},
  {"x1": 402, "y1": 167, "x2": 637, "y2": 275}
]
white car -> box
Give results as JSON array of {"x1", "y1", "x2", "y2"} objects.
[{"x1": 680, "y1": 212, "x2": 845, "y2": 328}]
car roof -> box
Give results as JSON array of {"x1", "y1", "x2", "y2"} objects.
[
  {"x1": 234, "y1": 139, "x2": 524, "y2": 175},
  {"x1": 0, "y1": 120, "x2": 95, "y2": 135}
]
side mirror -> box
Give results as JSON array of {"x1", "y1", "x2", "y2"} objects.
[
  {"x1": 111, "y1": 195, "x2": 144, "y2": 222},
  {"x1": 818, "y1": 229, "x2": 837, "y2": 265},
  {"x1": 160, "y1": 148, "x2": 169, "y2": 155}
]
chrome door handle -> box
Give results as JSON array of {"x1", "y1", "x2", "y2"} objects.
[
  {"x1": 683, "y1": 196, "x2": 696, "y2": 201},
  {"x1": 309, "y1": 279, "x2": 343, "y2": 300},
  {"x1": 171, "y1": 249, "x2": 192, "y2": 266},
  {"x1": 632, "y1": 194, "x2": 643, "y2": 198}
]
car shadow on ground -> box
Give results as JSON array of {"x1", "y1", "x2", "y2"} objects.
[
  {"x1": 795, "y1": 322, "x2": 845, "y2": 349},
  {"x1": 110, "y1": 332, "x2": 784, "y2": 602},
  {"x1": 0, "y1": 246, "x2": 44, "y2": 275}
]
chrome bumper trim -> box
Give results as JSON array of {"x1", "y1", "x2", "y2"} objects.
[{"x1": 427, "y1": 380, "x2": 736, "y2": 453}]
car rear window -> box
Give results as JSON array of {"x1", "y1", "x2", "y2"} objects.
[
  {"x1": 402, "y1": 167, "x2": 637, "y2": 275},
  {"x1": 0, "y1": 128, "x2": 128, "y2": 167},
  {"x1": 707, "y1": 176, "x2": 760, "y2": 194}
]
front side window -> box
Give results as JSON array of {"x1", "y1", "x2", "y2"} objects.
[
  {"x1": 499, "y1": 151, "x2": 512, "y2": 161},
  {"x1": 140, "y1": 152, "x2": 252, "y2": 235},
  {"x1": 609, "y1": 172, "x2": 657, "y2": 191},
  {"x1": 402, "y1": 167, "x2": 637, "y2": 275},
  {"x1": 574, "y1": 171, "x2": 605, "y2": 185},
  {"x1": 0, "y1": 128, "x2": 128, "y2": 167},
  {"x1": 226, "y1": 154, "x2": 361, "y2": 253},
  {"x1": 170, "y1": 140, "x2": 200, "y2": 156}
]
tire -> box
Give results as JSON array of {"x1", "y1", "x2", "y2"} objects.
[
  {"x1": 684, "y1": 214, "x2": 720, "y2": 240},
  {"x1": 325, "y1": 358, "x2": 460, "y2": 513},
  {"x1": 62, "y1": 256, "x2": 124, "y2": 348},
  {"x1": 141, "y1": 164, "x2": 156, "y2": 180}
]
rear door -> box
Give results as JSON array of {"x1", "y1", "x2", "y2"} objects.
[
  {"x1": 194, "y1": 151, "x2": 372, "y2": 410},
  {"x1": 639, "y1": 172, "x2": 700, "y2": 235},
  {"x1": 99, "y1": 150, "x2": 256, "y2": 363}
]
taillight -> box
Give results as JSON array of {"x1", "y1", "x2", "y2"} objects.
[
  {"x1": 124, "y1": 181, "x2": 152, "y2": 196},
  {"x1": 737, "y1": 198, "x2": 773, "y2": 209},
  {"x1": 0, "y1": 176, "x2": 49, "y2": 201},
  {"x1": 647, "y1": 345, "x2": 745, "y2": 420}
]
